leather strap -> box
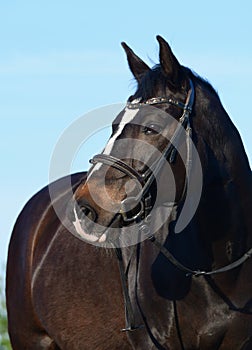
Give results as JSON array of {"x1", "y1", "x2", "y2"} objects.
[
  {"x1": 90, "y1": 154, "x2": 145, "y2": 184},
  {"x1": 149, "y1": 236, "x2": 252, "y2": 277}
]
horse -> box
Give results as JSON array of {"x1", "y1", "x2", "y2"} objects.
[{"x1": 6, "y1": 36, "x2": 252, "y2": 349}]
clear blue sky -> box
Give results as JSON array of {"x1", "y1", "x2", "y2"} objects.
[{"x1": 1, "y1": 1, "x2": 252, "y2": 269}]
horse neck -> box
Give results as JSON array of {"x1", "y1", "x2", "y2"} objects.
[{"x1": 195, "y1": 85, "x2": 252, "y2": 266}]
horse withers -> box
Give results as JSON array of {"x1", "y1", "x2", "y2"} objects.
[{"x1": 6, "y1": 36, "x2": 252, "y2": 349}]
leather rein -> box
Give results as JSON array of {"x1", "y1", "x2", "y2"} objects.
[{"x1": 89, "y1": 79, "x2": 252, "y2": 331}]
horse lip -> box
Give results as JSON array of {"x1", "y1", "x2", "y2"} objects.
[{"x1": 98, "y1": 232, "x2": 107, "y2": 243}]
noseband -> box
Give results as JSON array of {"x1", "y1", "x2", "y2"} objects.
[{"x1": 90, "y1": 79, "x2": 195, "y2": 224}]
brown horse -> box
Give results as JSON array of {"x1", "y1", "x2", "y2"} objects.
[{"x1": 6, "y1": 36, "x2": 252, "y2": 349}]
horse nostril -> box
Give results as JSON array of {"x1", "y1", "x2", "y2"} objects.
[{"x1": 76, "y1": 202, "x2": 98, "y2": 222}]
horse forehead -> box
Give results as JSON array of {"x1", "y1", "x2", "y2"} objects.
[
  {"x1": 106, "y1": 99, "x2": 171, "y2": 158},
  {"x1": 117, "y1": 105, "x2": 139, "y2": 126}
]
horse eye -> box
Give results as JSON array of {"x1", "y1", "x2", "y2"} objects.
[{"x1": 142, "y1": 123, "x2": 162, "y2": 135}]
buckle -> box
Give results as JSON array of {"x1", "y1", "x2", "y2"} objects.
[{"x1": 120, "y1": 197, "x2": 145, "y2": 223}]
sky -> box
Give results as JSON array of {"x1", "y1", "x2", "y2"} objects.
[{"x1": 1, "y1": 1, "x2": 252, "y2": 272}]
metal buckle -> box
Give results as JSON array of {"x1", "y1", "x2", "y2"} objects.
[{"x1": 120, "y1": 197, "x2": 145, "y2": 223}]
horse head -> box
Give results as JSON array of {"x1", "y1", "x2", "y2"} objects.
[{"x1": 70, "y1": 36, "x2": 201, "y2": 247}]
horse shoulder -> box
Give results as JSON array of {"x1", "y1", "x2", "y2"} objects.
[{"x1": 7, "y1": 172, "x2": 130, "y2": 349}]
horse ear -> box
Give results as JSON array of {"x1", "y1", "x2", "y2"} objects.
[
  {"x1": 156, "y1": 35, "x2": 183, "y2": 87},
  {"x1": 121, "y1": 42, "x2": 150, "y2": 83}
]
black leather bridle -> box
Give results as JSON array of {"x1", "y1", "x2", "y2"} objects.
[
  {"x1": 88, "y1": 79, "x2": 252, "y2": 333},
  {"x1": 90, "y1": 79, "x2": 195, "y2": 225}
]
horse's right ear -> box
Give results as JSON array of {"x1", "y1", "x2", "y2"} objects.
[
  {"x1": 121, "y1": 42, "x2": 150, "y2": 83},
  {"x1": 157, "y1": 35, "x2": 184, "y2": 87}
]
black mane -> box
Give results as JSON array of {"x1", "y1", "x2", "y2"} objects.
[{"x1": 130, "y1": 64, "x2": 219, "y2": 102}]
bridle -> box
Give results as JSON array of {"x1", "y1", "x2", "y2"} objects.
[
  {"x1": 88, "y1": 79, "x2": 252, "y2": 333},
  {"x1": 90, "y1": 79, "x2": 195, "y2": 225}
]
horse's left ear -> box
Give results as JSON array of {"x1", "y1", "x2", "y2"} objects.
[{"x1": 157, "y1": 35, "x2": 184, "y2": 87}]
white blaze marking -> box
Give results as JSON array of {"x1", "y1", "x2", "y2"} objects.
[
  {"x1": 88, "y1": 105, "x2": 139, "y2": 178},
  {"x1": 103, "y1": 107, "x2": 139, "y2": 155}
]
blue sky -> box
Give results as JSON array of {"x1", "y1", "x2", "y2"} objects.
[{"x1": 1, "y1": 1, "x2": 252, "y2": 270}]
